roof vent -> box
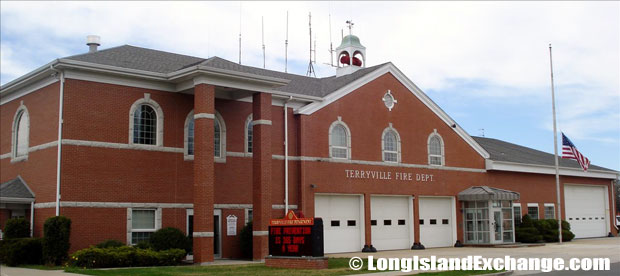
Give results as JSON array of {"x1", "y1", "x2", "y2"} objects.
[{"x1": 86, "y1": 35, "x2": 101, "y2": 53}]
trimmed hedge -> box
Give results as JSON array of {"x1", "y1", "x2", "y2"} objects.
[
  {"x1": 0, "y1": 238, "x2": 43, "y2": 266},
  {"x1": 516, "y1": 215, "x2": 574, "y2": 243},
  {"x1": 3, "y1": 218, "x2": 30, "y2": 239},
  {"x1": 69, "y1": 246, "x2": 186, "y2": 268},
  {"x1": 149, "y1": 227, "x2": 190, "y2": 252},
  {"x1": 96, "y1": 239, "x2": 125, "y2": 249},
  {"x1": 43, "y1": 216, "x2": 72, "y2": 265}
]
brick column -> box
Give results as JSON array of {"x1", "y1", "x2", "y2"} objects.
[
  {"x1": 362, "y1": 193, "x2": 375, "y2": 252},
  {"x1": 252, "y1": 92, "x2": 272, "y2": 260},
  {"x1": 193, "y1": 83, "x2": 215, "y2": 263}
]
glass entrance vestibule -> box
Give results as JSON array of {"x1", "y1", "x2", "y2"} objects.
[{"x1": 458, "y1": 186, "x2": 520, "y2": 245}]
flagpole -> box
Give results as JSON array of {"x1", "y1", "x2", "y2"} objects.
[{"x1": 549, "y1": 44, "x2": 563, "y2": 244}]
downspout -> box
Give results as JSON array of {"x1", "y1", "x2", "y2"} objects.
[
  {"x1": 613, "y1": 179, "x2": 619, "y2": 231},
  {"x1": 284, "y1": 96, "x2": 293, "y2": 215},
  {"x1": 50, "y1": 64, "x2": 64, "y2": 216},
  {"x1": 30, "y1": 201, "x2": 34, "y2": 237}
]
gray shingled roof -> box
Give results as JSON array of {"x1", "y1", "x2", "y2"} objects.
[
  {"x1": 473, "y1": 136, "x2": 614, "y2": 172},
  {"x1": 64, "y1": 45, "x2": 387, "y2": 98},
  {"x1": 1, "y1": 177, "x2": 35, "y2": 199},
  {"x1": 458, "y1": 186, "x2": 520, "y2": 201}
]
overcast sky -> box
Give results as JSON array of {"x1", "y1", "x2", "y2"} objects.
[{"x1": 1, "y1": 1, "x2": 618, "y2": 171}]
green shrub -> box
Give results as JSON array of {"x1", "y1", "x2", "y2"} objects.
[
  {"x1": 149, "y1": 227, "x2": 190, "y2": 253},
  {"x1": 96, "y1": 239, "x2": 125, "y2": 249},
  {"x1": 134, "y1": 240, "x2": 152, "y2": 250},
  {"x1": 3, "y1": 218, "x2": 30, "y2": 239},
  {"x1": 239, "y1": 221, "x2": 253, "y2": 259},
  {"x1": 520, "y1": 214, "x2": 534, "y2": 227},
  {"x1": 68, "y1": 246, "x2": 185, "y2": 268},
  {"x1": 516, "y1": 217, "x2": 575, "y2": 243},
  {"x1": 515, "y1": 227, "x2": 543, "y2": 243},
  {"x1": 0, "y1": 238, "x2": 43, "y2": 266},
  {"x1": 42, "y1": 216, "x2": 72, "y2": 265}
]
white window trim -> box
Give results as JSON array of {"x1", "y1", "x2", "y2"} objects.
[
  {"x1": 11, "y1": 102, "x2": 30, "y2": 162},
  {"x1": 184, "y1": 110, "x2": 227, "y2": 162},
  {"x1": 127, "y1": 207, "x2": 162, "y2": 245},
  {"x1": 128, "y1": 93, "x2": 164, "y2": 147},
  {"x1": 244, "y1": 114, "x2": 253, "y2": 156},
  {"x1": 381, "y1": 123, "x2": 401, "y2": 163},
  {"x1": 513, "y1": 203, "x2": 522, "y2": 220},
  {"x1": 527, "y1": 203, "x2": 539, "y2": 207},
  {"x1": 427, "y1": 129, "x2": 445, "y2": 166},
  {"x1": 328, "y1": 117, "x2": 352, "y2": 160}
]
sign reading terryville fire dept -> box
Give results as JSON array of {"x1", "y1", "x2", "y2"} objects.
[{"x1": 268, "y1": 210, "x2": 324, "y2": 257}]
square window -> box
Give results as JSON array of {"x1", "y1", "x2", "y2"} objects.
[
  {"x1": 442, "y1": 219, "x2": 449, "y2": 225},
  {"x1": 131, "y1": 209, "x2": 156, "y2": 245},
  {"x1": 347, "y1": 220, "x2": 356, "y2": 226},
  {"x1": 371, "y1": 220, "x2": 377, "y2": 226},
  {"x1": 430, "y1": 219, "x2": 437, "y2": 225},
  {"x1": 398, "y1": 219, "x2": 406, "y2": 225},
  {"x1": 331, "y1": 220, "x2": 340, "y2": 227},
  {"x1": 419, "y1": 219, "x2": 424, "y2": 225},
  {"x1": 384, "y1": 220, "x2": 392, "y2": 226}
]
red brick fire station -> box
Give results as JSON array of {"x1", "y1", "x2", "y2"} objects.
[{"x1": 1, "y1": 35, "x2": 617, "y2": 263}]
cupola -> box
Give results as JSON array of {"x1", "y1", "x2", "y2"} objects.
[{"x1": 336, "y1": 21, "x2": 366, "y2": 77}]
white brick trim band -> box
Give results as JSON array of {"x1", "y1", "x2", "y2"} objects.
[
  {"x1": 34, "y1": 201, "x2": 297, "y2": 210},
  {"x1": 253, "y1": 231, "x2": 269, "y2": 236},
  {"x1": 252, "y1": 119, "x2": 272, "y2": 125},
  {"x1": 194, "y1": 113, "x2": 215, "y2": 120},
  {"x1": 193, "y1": 232, "x2": 214, "y2": 238}
]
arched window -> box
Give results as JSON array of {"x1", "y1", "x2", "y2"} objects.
[
  {"x1": 185, "y1": 111, "x2": 195, "y2": 156},
  {"x1": 382, "y1": 125, "x2": 401, "y2": 163},
  {"x1": 133, "y1": 105, "x2": 157, "y2": 145},
  {"x1": 428, "y1": 130, "x2": 445, "y2": 165},
  {"x1": 129, "y1": 94, "x2": 163, "y2": 146},
  {"x1": 245, "y1": 115, "x2": 253, "y2": 153},
  {"x1": 12, "y1": 105, "x2": 30, "y2": 160},
  {"x1": 185, "y1": 111, "x2": 227, "y2": 160},
  {"x1": 328, "y1": 118, "x2": 351, "y2": 159}
]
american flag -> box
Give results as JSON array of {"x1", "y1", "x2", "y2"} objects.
[{"x1": 561, "y1": 132, "x2": 590, "y2": 171}]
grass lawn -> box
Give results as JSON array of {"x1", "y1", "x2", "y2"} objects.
[{"x1": 63, "y1": 258, "x2": 502, "y2": 276}]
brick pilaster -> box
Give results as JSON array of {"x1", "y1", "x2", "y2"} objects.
[
  {"x1": 193, "y1": 83, "x2": 215, "y2": 263},
  {"x1": 252, "y1": 92, "x2": 272, "y2": 260}
]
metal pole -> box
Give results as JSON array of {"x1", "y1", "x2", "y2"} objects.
[{"x1": 549, "y1": 44, "x2": 563, "y2": 243}]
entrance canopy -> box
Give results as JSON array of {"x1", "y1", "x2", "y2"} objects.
[
  {"x1": 0, "y1": 176, "x2": 35, "y2": 204},
  {"x1": 458, "y1": 186, "x2": 519, "y2": 201}
]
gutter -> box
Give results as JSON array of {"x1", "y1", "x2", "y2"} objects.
[{"x1": 50, "y1": 65, "x2": 65, "y2": 216}]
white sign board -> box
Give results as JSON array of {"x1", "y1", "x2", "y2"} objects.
[{"x1": 227, "y1": 215, "x2": 237, "y2": 236}]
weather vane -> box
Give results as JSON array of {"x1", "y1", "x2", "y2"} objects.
[{"x1": 346, "y1": 20, "x2": 354, "y2": 35}]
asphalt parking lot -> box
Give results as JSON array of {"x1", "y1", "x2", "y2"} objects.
[{"x1": 327, "y1": 237, "x2": 620, "y2": 275}]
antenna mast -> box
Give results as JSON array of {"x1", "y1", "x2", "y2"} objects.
[
  {"x1": 326, "y1": 13, "x2": 334, "y2": 67},
  {"x1": 262, "y1": 16, "x2": 266, "y2": 69},
  {"x1": 306, "y1": 12, "x2": 316, "y2": 77},
  {"x1": 285, "y1": 11, "x2": 289, "y2": 73},
  {"x1": 238, "y1": 2, "x2": 242, "y2": 65}
]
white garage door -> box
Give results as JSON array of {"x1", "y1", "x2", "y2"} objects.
[
  {"x1": 564, "y1": 185, "x2": 608, "y2": 238},
  {"x1": 419, "y1": 197, "x2": 454, "y2": 248},
  {"x1": 315, "y1": 194, "x2": 363, "y2": 253},
  {"x1": 371, "y1": 196, "x2": 412, "y2": 250}
]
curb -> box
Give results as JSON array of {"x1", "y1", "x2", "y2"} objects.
[{"x1": 484, "y1": 271, "x2": 513, "y2": 276}]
